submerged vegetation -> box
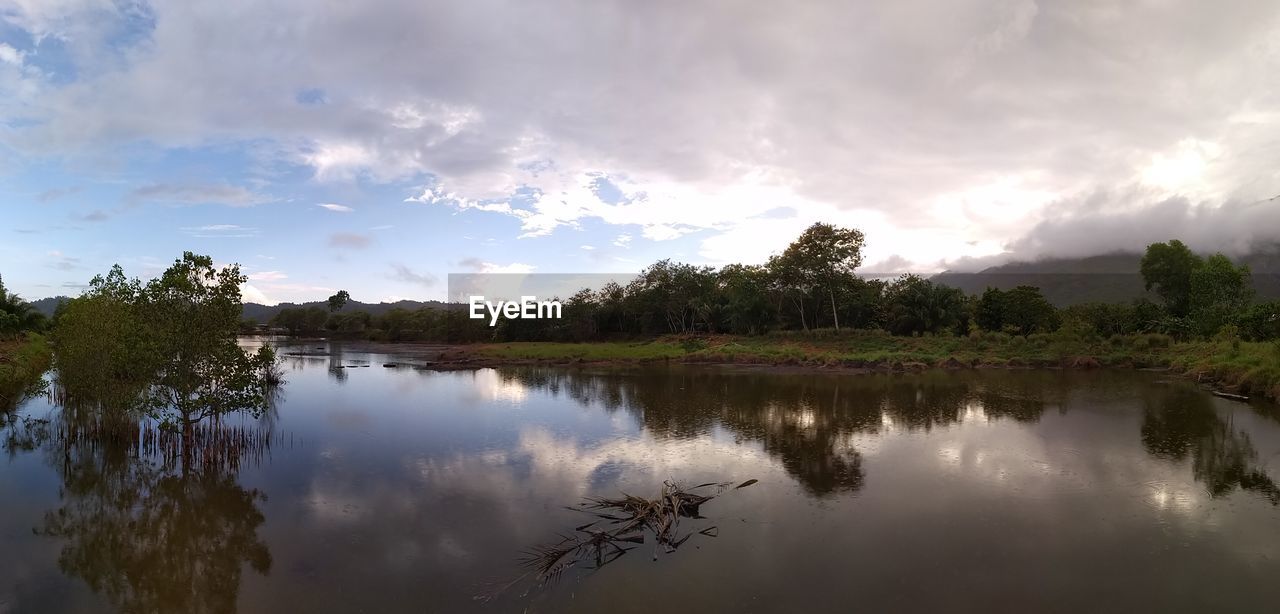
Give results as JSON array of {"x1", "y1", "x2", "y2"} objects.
[{"x1": 32, "y1": 252, "x2": 283, "y2": 469}]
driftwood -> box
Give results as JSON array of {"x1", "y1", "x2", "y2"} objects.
[{"x1": 480, "y1": 478, "x2": 757, "y2": 601}]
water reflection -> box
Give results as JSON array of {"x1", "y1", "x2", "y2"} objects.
[
  {"x1": 495, "y1": 369, "x2": 1072, "y2": 496},
  {"x1": 6, "y1": 351, "x2": 1280, "y2": 612},
  {"x1": 5, "y1": 410, "x2": 273, "y2": 613},
  {"x1": 1142, "y1": 385, "x2": 1280, "y2": 504}
]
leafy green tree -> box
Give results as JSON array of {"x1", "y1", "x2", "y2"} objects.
[
  {"x1": 1140, "y1": 240, "x2": 1203, "y2": 317},
  {"x1": 718, "y1": 264, "x2": 773, "y2": 335},
  {"x1": 772, "y1": 223, "x2": 866, "y2": 331},
  {"x1": 975, "y1": 287, "x2": 1005, "y2": 332},
  {"x1": 54, "y1": 254, "x2": 278, "y2": 447},
  {"x1": 327, "y1": 289, "x2": 351, "y2": 312},
  {"x1": 53, "y1": 266, "x2": 156, "y2": 411},
  {"x1": 1001, "y1": 286, "x2": 1059, "y2": 336},
  {"x1": 883, "y1": 275, "x2": 966, "y2": 336},
  {"x1": 1188, "y1": 253, "x2": 1252, "y2": 336},
  {"x1": 1235, "y1": 301, "x2": 1280, "y2": 341},
  {"x1": 140, "y1": 253, "x2": 277, "y2": 439}
]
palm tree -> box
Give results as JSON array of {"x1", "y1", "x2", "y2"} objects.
[{"x1": 0, "y1": 274, "x2": 46, "y2": 338}]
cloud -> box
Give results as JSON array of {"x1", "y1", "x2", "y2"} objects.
[
  {"x1": 128, "y1": 183, "x2": 272, "y2": 207},
  {"x1": 240, "y1": 283, "x2": 272, "y2": 305},
  {"x1": 37, "y1": 186, "x2": 82, "y2": 203},
  {"x1": 79, "y1": 209, "x2": 109, "y2": 222},
  {"x1": 247, "y1": 270, "x2": 288, "y2": 282},
  {"x1": 579, "y1": 245, "x2": 595, "y2": 251},
  {"x1": 46, "y1": 250, "x2": 80, "y2": 271},
  {"x1": 457, "y1": 257, "x2": 535, "y2": 274},
  {"x1": 328, "y1": 232, "x2": 372, "y2": 249},
  {"x1": 0, "y1": 43, "x2": 22, "y2": 66},
  {"x1": 180, "y1": 224, "x2": 261, "y2": 238},
  {"x1": 6, "y1": 1, "x2": 1280, "y2": 271},
  {"x1": 612, "y1": 234, "x2": 632, "y2": 248},
  {"x1": 317, "y1": 203, "x2": 353, "y2": 212},
  {"x1": 390, "y1": 263, "x2": 437, "y2": 288}
]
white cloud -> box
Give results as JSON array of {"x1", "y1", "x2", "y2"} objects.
[
  {"x1": 458, "y1": 257, "x2": 535, "y2": 274},
  {"x1": 240, "y1": 282, "x2": 272, "y2": 305},
  {"x1": 131, "y1": 183, "x2": 273, "y2": 207},
  {"x1": 0, "y1": 43, "x2": 23, "y2": 66},
  {"x1": 179, "y1": 224, "x2": 261, "y2": 238},
  {"x1": 317, "y1": 203, "x2": 354, "y2": 212},
  {"x1": 247, "y1": 270, "x2": 288, "y2": 282},
  {"x1": 6, "y1": 1, "x2": 1280, "y2": 271}
]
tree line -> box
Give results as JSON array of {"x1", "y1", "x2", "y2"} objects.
[{"x1": 263, "y1": 225, "x2": 1280, "y2": 344}]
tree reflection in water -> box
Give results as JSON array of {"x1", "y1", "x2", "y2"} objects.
[
  {"x1": 494, "y1": 368, "x2": 1067, "y2": 496},
  {"x1": 4, "y1": 408, "x2": 273, "y2": 613},
  {"x1": 1142, "y1": 386, "x2": 1280, "y2": 504}
]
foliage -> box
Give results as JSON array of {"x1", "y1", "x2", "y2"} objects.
[
  {"x1": 0, "y1": 274, "x2": 48, "y2": 338},
  {"x1": 1140, "y1": 239, "x2": 1202, "y2": 317},
  {"x1": 770, "y1": 223, "x2": 865, "y2": 331},
  {"x1": 0, "y1": 334, "x2": 53, "y2": 410},
  {"x1": 53, "y1": 254, "x2": 279, "y2": 434},
  {"x1": 327, "y1": 289, "x2": 351, "y2": 312},
  {"x1": 882, "y1": 275, "x2": 967, "y2": 336},
  {"x1": 1188, "y1": 254, "x2": 1252, "y2": 337},
  {"x1": 975, "y1": 286, "x2": 1058, "y2": 336},
  {"x1": 1234, "y1": 301, "x2": 1280, "y2": 341}
]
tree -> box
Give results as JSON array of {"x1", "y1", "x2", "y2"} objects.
[
  {"x1": 718, "y1": 264, "x2": 773, "y2": 335},
  {"x1": 0, "y1": 274, "x2": 47, "y2": 338},
  {"x1": 883, "y1": 275, "x2": 966, "y2": 336},
  {"x1": 1188, "y1": 253, "x2": 1252, "y2": 337},
  {"x1": 1140, "y1": 240, "x2": 1203, "y2": 317},
  {"x1": 327, "y1": 290, "x2": 351, "y2": 313},
  {"x1": 773, "y1": 223, "x2": 866, "y2": 331},
  {"x1": 1001, "y1": 286, "x2": 1059, "y2": 336},
  {"x1": 141, "y1": 253, "x2": 278, "y2": 444},
  {"x1": 975, "y1": 287, "x2": 1005, "y2": 332},
  {"x1": 1235, "y1": 301, "x2": 1280, "y2": 341},
  {"x1": 54, "y1": 254, "x2": 279, "y2": 454}
]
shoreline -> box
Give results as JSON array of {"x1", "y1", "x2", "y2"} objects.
[{"x1": 254, "y1": 333, "x2": 1280, "y2": 404}]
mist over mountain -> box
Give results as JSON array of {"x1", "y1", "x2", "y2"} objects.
[{"x1": 933, "y1": 246, "x2": 1280, "y2": 306}]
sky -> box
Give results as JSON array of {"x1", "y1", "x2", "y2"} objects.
[{"x1": 3, "y1": 0, "x2": 1280, "y2": 304}]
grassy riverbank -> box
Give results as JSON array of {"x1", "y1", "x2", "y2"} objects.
[
  {"x1": 0, "y1": 334, "x2": 53, "y2": 409},
  {"x1": 462, "y1": 330, "x2": 1280, "y2": 402}
]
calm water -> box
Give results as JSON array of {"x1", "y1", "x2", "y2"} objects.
[{"x1": 4, "y1": 339, "x2": 1280, "y2": 612}]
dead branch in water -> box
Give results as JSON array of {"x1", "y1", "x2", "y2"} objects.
[{"x1": 480, "y1": 478, "x2": 757, "y2": 602}]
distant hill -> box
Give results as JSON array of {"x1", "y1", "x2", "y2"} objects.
[
  {"x1": 933, "y1": 248, "x2": 1280, "y2": 306},
  {"x1": 27, "y1": 295, "x2": 451, "y2": 321},
  {"x1": 30, "y1": 296, "x2": 71, "y2": 317},
  {"x1": 240, "y1": 299, "x2": 452, "y2": 322}
]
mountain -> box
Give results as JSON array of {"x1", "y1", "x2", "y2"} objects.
[
  {"x1": 933, "y1": 248, "x2": 1280, "y2": 306},
  {"x1": 26, "y1": 295, "x2": 450, "y2": 320},
  {"x1": 30, "y1": 296, "x2": 71, "y2": 317},
  {"x1": 240, "y1": 299, "x2": 451, "y2": 322}
]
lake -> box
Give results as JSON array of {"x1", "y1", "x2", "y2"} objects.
[{"x1": 3, "y1": 338, "x2": 1280, "y2": 612}]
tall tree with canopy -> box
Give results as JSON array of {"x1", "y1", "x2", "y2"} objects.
[
  {"x1": 772, "y1": 223, "x2": 866, "y2": 331},
  {"x1": 1140, "y1": 240, "x2": 1203, "y2": 317}
]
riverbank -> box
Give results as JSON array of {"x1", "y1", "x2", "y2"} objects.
[
  {"x1": 435, "y1": 331, "x2": 1280, "y2": 402},
  {"x1": 0, "y1": 334, "x2": 53, "y2": 409}
]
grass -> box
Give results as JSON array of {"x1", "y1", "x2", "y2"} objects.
[
  {"x1": 466, "y1": 330, "x2": 1280, "y2": 402},
  {"x1": 0, "y1": 334, "x2": 53, "y2": 410}
]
